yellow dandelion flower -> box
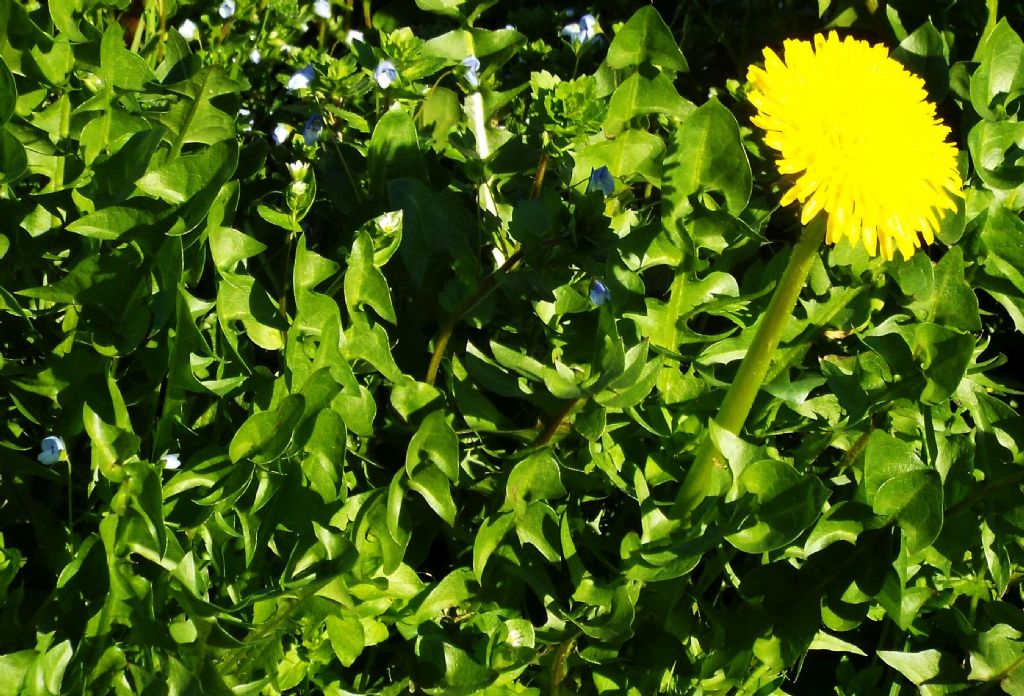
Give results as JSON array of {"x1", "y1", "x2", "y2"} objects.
[{"x1": 747, "y1": 32, "x2": 963, "y2": 260}]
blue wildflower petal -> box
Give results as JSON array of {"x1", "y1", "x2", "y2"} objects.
[
  {"x1": 218, "y1": 0, "x2": 236, "y2": 18},
  {"x1": 590, "y1": 280, "x2": 611, "y2": 306},
  {"x1": 303, "y1": 114, "x2": 324, "y2": 145},
  {"x1": 374, "y1": 60, "x2": 398, "y2": 89},
  {"x1": 587, "y1": 166, "x2": 615, "y2": 196},
  {"x1": 38, "y1": 435, "x2": 65, "y2": 465},
  {"x1": 578, "y1": 14, "x2": 597, "y2": 42},
  {"x1": 462, "y1": 56, "x2": 481, "y2": 88},
  {"x1": 287, "y1": 64, "x2": 315, "y2": 91}
]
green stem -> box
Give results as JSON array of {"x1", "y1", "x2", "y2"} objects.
[
  {"x1": 672, "y1": 220, "x2": 824, "y2": 517},
  {"x1": 466, "y1": 91, "x2": 498, "y2": 218},
  {"x1": 424, "y1": 248, "x2": 523, "y2": 385}
]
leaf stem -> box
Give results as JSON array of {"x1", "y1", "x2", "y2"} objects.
[
  {"x1": 535, "y1": 397, "x2": 582, "y2": 446},
  {"x1": 530, "y1": 152, "x2": 549, "y2": 200},
  {"x1": 424, "y1": 249, "x2": 523, "y2": 385},
  {"x1": 672, "y1": 220, "x2": 824, "y2": 517}
]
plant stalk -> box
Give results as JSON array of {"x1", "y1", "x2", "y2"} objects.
[
  {"x1": 672, "y1": 220, "x2": 823, "y2": 517},
  {"x1": 424, "y1": 249, "x2": 523, "y2": 385},
  {"x1": 466, "y1": 91, "x2": 498, "y2": 218}
]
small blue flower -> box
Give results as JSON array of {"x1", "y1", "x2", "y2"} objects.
[
  {"x1": 374, "y1": 60, "x2": 398, "y2": 89},
  {"x1": 249, "y1": 48, "x2": 262, "y2": 64},
  {"x1": 462, "y1": 56, "x2": 480, "y2": 88},
  {"x1": 578, "y1": 14, "x2": 597, "y2": 41},
  {"x1": 303, "y1": 114, "x2": 323, "y2": 145},
  {"x1": 590, "y1": 280, "x2": 611, "y2": 306},
  {"x1": 37, "y1": 436, "x2": 66, "y2": 465},
  {"x1": 562, "y1": 13, "x2": 598, "y2": 44},
  {"x1": 345, "y1": 29, "x2": 365, "y2": 45},
  {"x1": 272, "y1": 123, "x2": 293, "y2": 145},
  {"x1": 287, "y1": 64, "x2": 315, "y2": 91},
  {"x1": 218, "y1": 0, "x2": 236, "y2": 19},
  {"x1": 313, "y1": 0, "x2": 331, "y2": 18},
  {"x1": 587, "y1": 166, "x2": 615, "y2": 196},
  {"x1": 561, "y1": 22, "x2": 581, "y2": 42}
]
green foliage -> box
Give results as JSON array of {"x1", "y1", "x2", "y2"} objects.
[{"x1": 0, "y1": 0, "x2": 1023, "y2": 694}]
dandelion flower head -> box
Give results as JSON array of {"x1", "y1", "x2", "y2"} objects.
[{"x1": 747, "y1": 32, "x2": 962, "y2": 260}]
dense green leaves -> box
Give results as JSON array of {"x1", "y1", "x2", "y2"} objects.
[{"x1": 0, "y1": 1, "x2": 1022, "y2": 695}]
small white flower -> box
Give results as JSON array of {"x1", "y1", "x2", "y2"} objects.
[
  {"x1": 287, "y1": 64, "x2": 315, "y2": 91},
  {"x1": 178, "y1": 19, "x2": 198, "y2": 41},
  {"x1": 160, "y1": 453, "x2": 182, "y2": 470},
  {"x1": 249, "y1": 48, "x2": 262, "y2": 64},
  {"x1": 313, "y1": 0, "x2": 332, "y2": 19},
  {"x1": 272, "y1": 123, "x2": 293, "y2": 145},
  {"x1": 374, "y1": 60, "x2": 398, "y2": 89},
  {"x1": 287, "y1": 160, "x2": 310, "y2": 179},
  {"x1": 218, "y1": 0, "x2": 236, "y2": 19},
  {"x1": 376, "y1": 210, "x2": 402, "y2": 234},
  {"x1": 37, "y1": 436, "x2": 65, "y2": 465},
  {"x1": 345, "y1": 29, "x2": 365, "y2": 46}
]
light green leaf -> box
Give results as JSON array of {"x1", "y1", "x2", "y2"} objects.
[
  {"x1": 892, "y1": 21, "x2": 948, "y2": 98},
  {"x1": 878, "y1": 649, "x2": 944, "y2": 685},
  {"x1": 368, "y1": 109, "x2": 425, "y2": 200},
  {"x1": 413, "y1": 568, "x2": 477, "y2": 625},
  {"x1": 504, "y1": 450, "x2": 566, "y2": 516},
  {"x1": 345, "y1": 231, "x2": 396, "y2": 323},
  {"x1": 967, "y1": 119, "x2": 1024, "y2": 190},
  {"x1": 326, "y1": 615, "x2": 365, "y2": 667},
  {"x1": 136, "y1": 141, "x2": 236, "y2": 205},
  {"x1": 606, "y1": 6, "x2": 688, "y2": 72},
  {"x1": 604, "y1": 71, "x2": 694, "y2": 136},
  {"x1": 662, "y1": 98, "x2": 751, "y2": 220},
  {"x1": 409, "y1": 465, "x2": 457, "y2": 525},
  {"x1": 863, "y1": 431, "x2": 925, "y2": 504},
  {"x1": 405, "y1": 410, "x2": 459, "y2": 480},
  {"x1": 424, "y1": 28, "x2": 524, "y2": 60},
  {"x1": 473, "y1": 511, "x2": 514, "y2": 580},
  {"x1": 228, "y1": 394, "x2": 306, "y2": 464},
  {"x1": 726, "y1": 459, "x2": 828, "y2": 553},
  {"x1": 874, "y1": 470, "x2": 943, "y2": 554},
  {"x1": 100, "y1": 24, "x2": 154, "y2": 91},
  {"x1": 577, "y1": 128, "x2": 665, "y2": 185},
  {"x1": 971, "y1": 19, "x2": 1024, "y2": 120}
]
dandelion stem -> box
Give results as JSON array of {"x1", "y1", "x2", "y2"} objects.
[{"x1": 672, "y1": 220, "x2": 824, "y2": 518}]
